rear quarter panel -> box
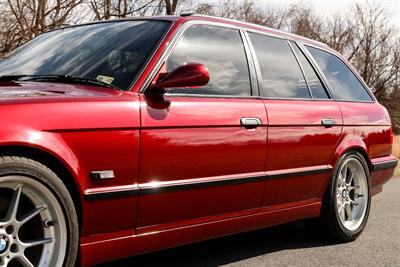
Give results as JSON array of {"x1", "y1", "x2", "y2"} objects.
[{"x1": 332, "y1": 101, "x2": 394, "y2": 193}]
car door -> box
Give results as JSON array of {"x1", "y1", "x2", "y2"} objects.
[
  {"x1": 246, "y1": 33, "x2": 343, "y2": 207},
  {"x1": 136, "y1": 24, "x2": 268, "y2": 231}
]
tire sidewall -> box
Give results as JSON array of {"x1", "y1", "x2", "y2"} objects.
[
  {"x1": 0, "y1": 157, "x2": 78, "y2": 267},
  {"x1": 328, "y1": 151, "x2": 371, "y2": 240}
]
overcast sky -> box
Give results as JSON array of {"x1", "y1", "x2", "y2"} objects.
[{"x1": 252, "y1": 0, "x2": 400, "y2": 29}]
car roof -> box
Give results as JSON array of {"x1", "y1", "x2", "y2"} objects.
[
  {"x1": 56, "y1": 14, "x2": 329, "y2": 49},
  {"x1": 179, "y1": 14, "x2": 329, "y2": 48}
]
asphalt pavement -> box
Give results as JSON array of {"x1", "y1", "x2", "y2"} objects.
[{"x1": 101, "y1": 177, "x2": 400, "y2": 267}]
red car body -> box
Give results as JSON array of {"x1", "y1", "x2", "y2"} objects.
[{"x1": 0, "y1": 15, "x2": 397, "y2": 266}]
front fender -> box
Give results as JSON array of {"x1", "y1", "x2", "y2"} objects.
[{"x1": 0, "y1": 127, "x2": 82, "y2": 193}]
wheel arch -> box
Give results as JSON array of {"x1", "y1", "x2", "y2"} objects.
[
  {"x1": 330, "y1": 140, "x2": 372, "y2": 174},
  {"x1": 0, "y1": 143, "x2": 83, "y2": 227}
]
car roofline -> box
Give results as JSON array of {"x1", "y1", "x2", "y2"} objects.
[
  {"x1": 178, "y1": 14, "x2": 329, "y2": 49},
  {"x1": 42, "y1": 16, "x2": 179, "y2": 35},
  {"x1": 43, "y1": 14, "x2": 329, "y2": 50}
]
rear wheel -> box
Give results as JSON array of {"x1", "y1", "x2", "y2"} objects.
[
  {"x1": 309, "y1": 151, "x2": 371, "y2": 242},
  {"x1": 0, "y1": 156, "x2": 78, "y2": 266}
]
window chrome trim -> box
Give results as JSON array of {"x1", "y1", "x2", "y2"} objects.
[
  {"x1": 138, "y1": 19, "x2": 313, "y2": 96},
  {"x1": 162, "y1": 93, "x2": 261, "y2": 99},
  {"x1": 260, "y1": 97, "x2": 334, "y2": 102},
  {"x1": 138, "y1": 18, "x2": 375, "y2": 103}
]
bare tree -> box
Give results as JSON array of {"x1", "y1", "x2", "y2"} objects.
[
  {"x1": 89, "y1": 0, "x2": 158, "y2": 20},
  {"x1": 164, "y1": 0, "x2": 178, "y2": 15},
  {"x1": 6, "y1": 0, "x2": 83, "y2": 40},
  {"x1": 349, "y1": 3, "x2": 400, "y2": 98},
  {"x1": 0, "y1": 1, "x2": 22, "y2": 55},
  {"x1": 194, "y1": 0, "x2": 288, "y2": 29},
  {"x1": 88, "y1": 0, "x2": 182, "y2": 20}
]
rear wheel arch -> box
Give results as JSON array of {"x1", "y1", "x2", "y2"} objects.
[
  {"x1": 0, "y1": 145, "x2": 82, "y2": 227},
  {"x1": 331, "y1": 144, "x2": 372, "y2": 174},
  {"x1": 307, "y1": 150, "x2": 372, "y2": 242}
]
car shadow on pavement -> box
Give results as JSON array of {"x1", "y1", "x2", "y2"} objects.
[{"x1": 99, "y1": 221, "x2": 337, "y2": 267}]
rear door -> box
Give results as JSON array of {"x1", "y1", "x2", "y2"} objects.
[
  {"x1": 247, "y1": 33, "x2": 343, "y2": 207},
  {"x1": 136, "y1": 23, "x2": 268, "y2": 232}
]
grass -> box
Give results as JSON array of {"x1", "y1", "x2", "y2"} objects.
[{"x1": 393, "y1": 135, "x2": 400, "y2": 176}]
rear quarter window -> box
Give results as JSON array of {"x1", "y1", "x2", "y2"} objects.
[{"x1": 306, "y1": 46, "x2": 373, "y2": 102}]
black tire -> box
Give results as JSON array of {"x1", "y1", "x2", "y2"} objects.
[
  {"x1": 307, "y1": 151, "x2": 371, "y2": 242},
  {"x1": 0, "y1": 156, "x2": 78, "y2": 266}
]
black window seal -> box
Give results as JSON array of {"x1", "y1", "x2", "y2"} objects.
[
  {"x1": 241, "y1": 30, "x2": 263, "y2": 98},
  {"x1": 286, "y1": 40, "x2": 313, "y2": 99},
  {"x1": 240, "y1": 29, "x2": 259, "y2": 97},
  {"x1": 294, "y1": 41, "x2": 335, "y2": 100},
  {"x1": 289, "y1": 41, "x2": 332, "y2": 100}
]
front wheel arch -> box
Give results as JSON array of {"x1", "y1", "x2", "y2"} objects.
[{"x1": 0, "y1": 145, "x2": 82, "y2": 228}]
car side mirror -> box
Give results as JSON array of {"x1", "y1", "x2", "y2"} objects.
[{"x1": 149, "y1": 63, "x2": 209, "y2": 91}]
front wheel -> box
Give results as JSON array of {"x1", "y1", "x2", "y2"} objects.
[
  {"x1": 0, "y1": 156, "x2": 78, "y2": 266},
  {"x1": 312, "y1": 152, "x2": 371, "y2": 242}
]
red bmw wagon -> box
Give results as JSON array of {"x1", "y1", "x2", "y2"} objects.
[{"x1": 0, "y1": 14, "x2": 397, "y2": 266}]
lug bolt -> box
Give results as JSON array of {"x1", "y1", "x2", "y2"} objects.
[{"x1": 5, "y1": 226, "x2": 14, "y2": 235}]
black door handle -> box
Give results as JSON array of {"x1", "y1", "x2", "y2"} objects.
[{"x1": 321, "y1": 118, "x2": 336, "y2": 128}]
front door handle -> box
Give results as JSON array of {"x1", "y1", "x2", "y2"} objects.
[
  {"x1": 321, "y1": 118, "x2": 336, "y2": 128},
  {"x1": 241, "y1": 117, "x2": 262, "y2": 128}
]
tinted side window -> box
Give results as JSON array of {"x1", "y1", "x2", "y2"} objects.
[
  {"x1": 249, "y1": 33, "x2": 310, "y2": 99},
  {"x1": 290, "y1": 42, "x2": 329, "y2": 99},
  {"x1": 166, "y1": 25, "x2": 251, "y2": 96},
  {"x1": 306, "y1": 46, "x2": 373, "y2": 101}
]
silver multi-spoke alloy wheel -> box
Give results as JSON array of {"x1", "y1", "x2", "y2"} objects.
[
  {"x1": 335, "y1": 157, "x2": 369, "y2": 232},
  {"x1": 0, "y1": 176, "x2": 67, "y2": 267}
]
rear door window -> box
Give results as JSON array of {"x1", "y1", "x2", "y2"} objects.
[
  {"x1": 306, "y1": 46, "x2": 373, "y2": 102},
  {"x1": 248, "y1": 33, "x2": 310, "y2": 99},
  {"x1": 165, "y1": 24, "x2": 251, "y2": 96}
]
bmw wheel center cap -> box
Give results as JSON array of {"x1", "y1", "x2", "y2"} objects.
[{"x1": 0, "y1": 238, "x2": 7, "y2": 253}]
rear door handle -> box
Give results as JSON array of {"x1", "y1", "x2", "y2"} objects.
[
  {"x1": 241, "y1": 117, "x2": 262, "y2": 128},
  {"x1": 321, "y1": 118, "x2": 336, "y2": 128}
]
